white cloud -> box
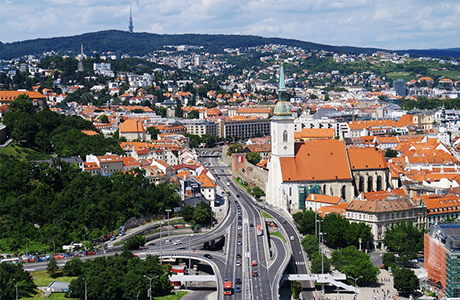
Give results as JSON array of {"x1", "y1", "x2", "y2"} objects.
[{"x1": 1, "y1": 0, "x2": 460, "y2": 50}]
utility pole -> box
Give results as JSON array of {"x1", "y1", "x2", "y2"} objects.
[{"x1": 349, "y1": 276, "x2": 362, "y2": 300}]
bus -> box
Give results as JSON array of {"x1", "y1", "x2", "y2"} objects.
[
  {"x1": 224, "y1": 281, "x2": 233, "y2": 295},
  {"x1": 1, "y1": 258, "x2": 20, "y2": 264},
  {"x1": 257, "y1": 224, "x2": 263, "y2": 236}
]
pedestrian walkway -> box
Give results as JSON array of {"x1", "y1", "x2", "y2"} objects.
[{"x1": 321, "y1": 269, "x2": 400, "y2": 300}]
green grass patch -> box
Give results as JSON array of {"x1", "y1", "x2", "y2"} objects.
[
  {"x1": 428, "y1": 70, "x2": 460, "y2": 80},
  {"x1": 270, "y1": 231, "x2": 286, "y2": 242},
  {"x1": 31, "y1": 270, "x2": 77, "y2": 287},
  {"x1": 385, "y1": 72, "x2": 416, "y2": 82},
  {"x1": 0, "y1": 144, "x2": 51, "y2": 160},
  {"x1": 22, "y1": 291, "x2": 68, "y2": 299},
  {"x1": 155, "y1": 291, "x2": 188, "y2": 299},
  {"x1": 261, "y1": 211, "x2": 272, "y2": 219}
]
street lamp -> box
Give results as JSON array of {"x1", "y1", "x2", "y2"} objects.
[
  {"x1": 319, "y1": 232, "x2": 325, "y2": 295},
  {"x1": 68, "y1": 291, "x2": 72, "y2": 299},
  {"x1": 165, "y1": 209, "x2": 172, "y2": 243},
  {"x1": 25, "y1": 237, "x2": 28, "y2": 255},
  {"x1": 53, "y1": 241, "x2": 55, "y2": 255},
  {"x1": 82, "y1": 277, "x2": 87, "y2": 300},
  {"x1": 189, "y1": 234, "x2": 195, "y2": 275},
  {"x1": 159, "y1": 223, "x2": 163, "y2": 264},
  {"x1": 316, "y1": 220, "x2": 323, "y2": 254},
  {"x1": 136, "y1": 291, "x2": 140, "y2": 300},
  {"x1": 13, "y1": 278, "x2": 18, "y2": 300},
  {"x1": 143, "y1": 275, "x2": 153, "y2": 300},
  {"x1": 349, "y1": 275, "x2": 363, "y2": 299}
]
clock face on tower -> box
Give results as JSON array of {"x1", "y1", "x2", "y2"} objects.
[{"x1": 284, "y1": 146, "x2": 287, "y2": 150}]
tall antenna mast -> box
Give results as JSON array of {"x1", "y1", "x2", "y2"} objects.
[{"x1": 128, "y1": 1, "x2": 134, "y2": 34}]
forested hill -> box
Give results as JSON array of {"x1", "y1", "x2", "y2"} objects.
[{"x1": 0, "y1": 30, "x2": 385, "y2": 59}]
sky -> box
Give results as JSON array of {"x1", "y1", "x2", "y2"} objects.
[{"x1": 1, "y1": 0, "x2": 460, "y2": 50}]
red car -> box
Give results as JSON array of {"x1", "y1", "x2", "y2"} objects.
[
  {"x1": 252, "y1": 271, "x2": 258, "y2": 277},
  {"x1": 252, "y1": 260, "x2": 257, "y2": 266}
]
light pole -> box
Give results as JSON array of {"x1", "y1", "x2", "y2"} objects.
[
  {"x1": 68, "y1": 291, "x2": 72, "y2": 299},
  {"x1": 82, "y1": 277, "x2": 87, "y2": 300},
  {"x1": 316, "y1": 220, "x2": 323, "y2": 254},
  {"x1": 319, "y1": 232, "x2": 325, "y2": 295},
  {"x1": 189, "y1": 234, "x2": 195, "y2": 274},
  {"x1": 315, "y1": 211, "x2": 318, "y2": 238},
  {"x1": 160, "y1": 223, "x2": 163, "y2": 264},
  {"x1": 349, "y1": 275, "x2": 363, "y2": 299},
  {"x1": 136, "y1": 291, "x2": 140, "y2": 300},
  {"x1": 25, "y1": 237, "x2": 28, "y2": 255},
  {"x1": 53, "y1": 240, "x2": 55, "y2": 255},
  {"x1": 165, "y1": 209, "x2": 171, "y2": 243},
  {"x1": 144, "y1": 275, "x2": 153, "y2": 300},
  {"x1": 13, "y1": 278, "x2": 18, "y2": 300}
]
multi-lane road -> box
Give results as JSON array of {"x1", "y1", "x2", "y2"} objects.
[{"x1": 25, "y1": 148, "x2": 312, "y2": 299}]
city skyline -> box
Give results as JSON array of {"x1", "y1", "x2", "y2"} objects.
[{"x1": 1, "y1": 0, "x2": 459, "y2": 50}]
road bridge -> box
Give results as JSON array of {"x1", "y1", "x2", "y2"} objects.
[{"x1": 283, "y1": 274, "x2": 361, "y2": 294}]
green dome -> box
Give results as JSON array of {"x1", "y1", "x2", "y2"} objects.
[{"x1": 272, "y1": 101, "x2": 292, "y2": 120}]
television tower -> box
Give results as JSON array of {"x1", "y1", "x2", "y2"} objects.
[{"x1": 128, "y1": 1, "x2": 134, "y2": 34}]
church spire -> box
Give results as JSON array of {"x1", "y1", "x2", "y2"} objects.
[
  {"x1": 128, "y1": 1, "x2": 134, "y2": 34},
  {"x1": 279, "y1": 63, "x2": 286, "y2": 93}
]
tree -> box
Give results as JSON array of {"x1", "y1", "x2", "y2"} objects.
[
  {"x1": 246, "y1": 152, "x2": 262, "y2": 165},
  {"x1": 293, "y1": 209, "x2": 317, "y2": 236},
  {"x1": 331, "y1": 246, "x2": 379, "y2": 286},
  {"x1": 98, "y1": 114, "x2": 109, "y2": 124},
  {"x1": 47, "y1": 257, "x2": 59, "y2": 275},
  {"x1": 301, "y1": 235, "x2": 319, "y2": 257},
  {"x1": 292, "y1": 280, "x2": 302, "y2": 299},
  {"x1": 227, "y1": 143, "x2": 243, "y2": 156},
  {"x1": 147, "y1": 126, "x2": 161, "y2": 140},
  {"x1": 385, "y1": 149, "x2": 398, "y2": 158},
  {"x1": 382, "y1": 252, "x2": 396, "y2": 270},
  {"x1": 310, "y1": 251, "x2": 331, "y2": 274},
  {"x1": 0, "y1": 262, "x2": 37, "y2": 299},
  {"x1": 9, "y1": 93, "x2": 33, "y2": 113},
  {"x1": 383, "y1": 222, "x2": 424, "y2": 254},
  {"x1": 193, "y1": 200, "x2": 212, "y2": 225},
  {"x1": 181, "y1": 205, "x2": 195, "y2": 222},
  {"x1": 393, "y1": 267, "x2": 419, "y2": 296},
  {"x1": 187, "y1": 110, "x2": 200, "y2": 119},
  {"x1": 63, "y1": 257, "x2": 84, "y2": 277},
  {"x1": 123, "y1": 236, "x2": 146, "y2": 251}
]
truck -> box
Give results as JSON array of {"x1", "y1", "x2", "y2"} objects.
[{"x1": 224, "y1": 281, "x2": 233, "y2": 295}]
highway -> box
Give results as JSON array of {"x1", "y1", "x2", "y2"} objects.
[{"x1": 24, "y1": 147, "x2": 310, "y2": 299}]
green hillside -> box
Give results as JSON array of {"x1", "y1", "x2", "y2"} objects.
[{"x1": 0, "y1": 30, "x2": 383, "y2": 59}]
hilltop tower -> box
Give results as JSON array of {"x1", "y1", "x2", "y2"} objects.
[
  {"x1": 77, "y1": 44, "x2": 84, "y2": 72},
  {"x1": 128, "y1": 1, "x2": 134, "y2": 34}
]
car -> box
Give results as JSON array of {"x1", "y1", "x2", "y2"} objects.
[
  {"x1": 236, "y1": 253, "x2": 242, "y2": 258},
  {"x1": 235, "y1": 200, "x2": 238, "y2": 204},
  {"x1": 252, "y1": 271, "x2": 258, "y2": 277},
  {"x1": 236, "y1": 260, "x2": 241, "y2": 267},
  {"x1": 237, "y1": 233, "x2": 242, "y2": 237},
  {"x1": 237, "y1": 240, "x2": 242, "y2": 245},
  {"x1": 173, "y1": 240, "x2": 182, "y2": 245},
  {"x1": 238, "y1": 221, "x2": 242, "y2": 225},
  {"x1": 282, "y1": 219, "x2": 287, "y2": 224},
  {"x1": 290, "y1": 236, "x2": 295, "y2": 241},
  {"x1": 237, "y1": 210, "x2": 242, "y2": 215},
  {"x1": 250, "y1": 223, "x2": 254, "y2": 227},
  {"x1": 252, "y1": 260, "x2": 257, "y2": 266},
  {"x1": 221, "y1": 169, "x2": 224, "y2": 172},
  {"x1": 237, "y1": 205, "x2": 241, "y2": 209},
  {"x1": 227, "y1": 182, "x2": 230, "y2": 186},
  {"x1": 235, "y1": 286, "x2": 242, "y2": 293},
  {"x1": 236, "y1": 194, "x2": 240, "y2": 198},
  {"x1": 235, "y1": 278, "x2": 242, "y2": 284},
  {"x1": 204, "y1": 254, "x2": 213, "y2": 259},
  {"x1": 238, "y1": 225, "x2": 242, "y2": 230}
]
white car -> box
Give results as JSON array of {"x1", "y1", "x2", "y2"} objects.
[
  {"x1": 290, "y1": 236, "x2": 295, "y2": 241},
  {"x1": 173, "y1": 240, "x2": 182, "y2": 245},
  {"x1": 236, "y1": 261, "x2": 241, "y2": 267}
]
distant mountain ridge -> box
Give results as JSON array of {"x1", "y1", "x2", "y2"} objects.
[
  {"x1": 0, "y1": 30, "x2": 459, "y2": 59},
  {"x1": 1, "y1": 30, "x2": 383, "y2": 59}
]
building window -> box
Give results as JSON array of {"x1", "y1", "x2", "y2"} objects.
[{"x1": 283, "y1": 130, "x2": 288, "y2": 142}]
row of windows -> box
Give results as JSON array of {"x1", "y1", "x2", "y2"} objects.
[{"x1": 347, "y1": 211, "x2": 414, "y2": 220}]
